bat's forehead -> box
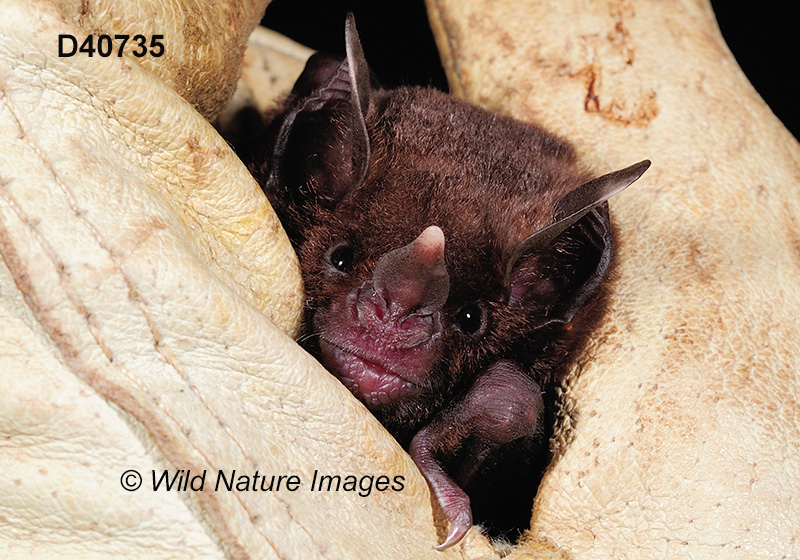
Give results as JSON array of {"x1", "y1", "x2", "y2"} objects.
[
  {"x1": 375, "y1": 87, "x2": 578, "y2": 185},
  {"x1": 302, "y1": 86, "x2": 591, "y2": 300},
  {"x1": 347, "y1": 87, "x2": 585, "y2": 264}
]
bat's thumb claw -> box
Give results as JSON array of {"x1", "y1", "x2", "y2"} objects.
[{"x1": 433, "y1": 518, "x2": 470, "y2": 550}]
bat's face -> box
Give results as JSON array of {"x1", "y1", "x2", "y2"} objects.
[
  {"x1": 308, "y1": 223, "x2": 452, "y2": 414},
  {"x1": 289, "y1": 87, "x2": 605, "y2": 435}
]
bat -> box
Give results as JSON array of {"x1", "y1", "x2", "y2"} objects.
[{"x1": 242, "y1": 14, "x2": 649, "y2": 549}]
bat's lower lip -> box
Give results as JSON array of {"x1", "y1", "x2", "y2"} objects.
[{"x1": 319, "y1": 339, "x2": 421, "y2": 408}]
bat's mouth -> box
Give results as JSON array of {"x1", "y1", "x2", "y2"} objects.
[{"x1": 319, "y1": 339, "x2": 422, "y2": 408}]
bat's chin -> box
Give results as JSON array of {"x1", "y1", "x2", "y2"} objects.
[{"x1": 319, "y1": 339, "x2": 423, "y2": 408}]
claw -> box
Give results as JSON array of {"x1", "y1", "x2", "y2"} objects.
[
  {"x1": 410, "y1": 430, "x2": 473, "y2": 550},
  {"x1": 433, "y1": 509, "x2": 471, "y2": 550}
]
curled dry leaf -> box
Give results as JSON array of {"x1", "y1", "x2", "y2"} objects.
[
  {"x1": 1, "y1": 1, "x2": 441, "y2": 559},
  {"x1": 427, "y1": 0, "x2": 800, "y2": 558}
]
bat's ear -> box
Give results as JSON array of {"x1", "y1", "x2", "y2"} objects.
[
  {"x1": 268, "y1": 13, "x2": 374, "y2": 207},
  {"x1": 505, "y1": 160, "x2": 650, "y2": 324}
]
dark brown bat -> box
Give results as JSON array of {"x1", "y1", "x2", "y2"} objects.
[{"x1": 242, "y1": 15, "x2": 649, "y2": 549}]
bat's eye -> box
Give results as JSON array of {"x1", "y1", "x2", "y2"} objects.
[
  {"x1": 454, "y1": 302, "x2": 486, "y2": 336},
  {"x1": 327, "y1": 244, "x2": 355, "y2": 274}
]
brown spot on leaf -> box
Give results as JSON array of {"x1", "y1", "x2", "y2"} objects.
[
  {"x1": 784, "y1": 203, "x2": 800, "y2": 269},
  {"x1": 569, "y1": 0, "x2": 659, "y2": 126},
  {"x1": 579, "y1": 63, "x2": 659, "y2": 126}
]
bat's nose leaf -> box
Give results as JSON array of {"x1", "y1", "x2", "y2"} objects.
[{"x1": 372, "y1": 225, "x2": 450, "y2": 318}]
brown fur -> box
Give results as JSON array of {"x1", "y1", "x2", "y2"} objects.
[{"x1": 240, "y1": 27, "x2": 644, "y2": 542}]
